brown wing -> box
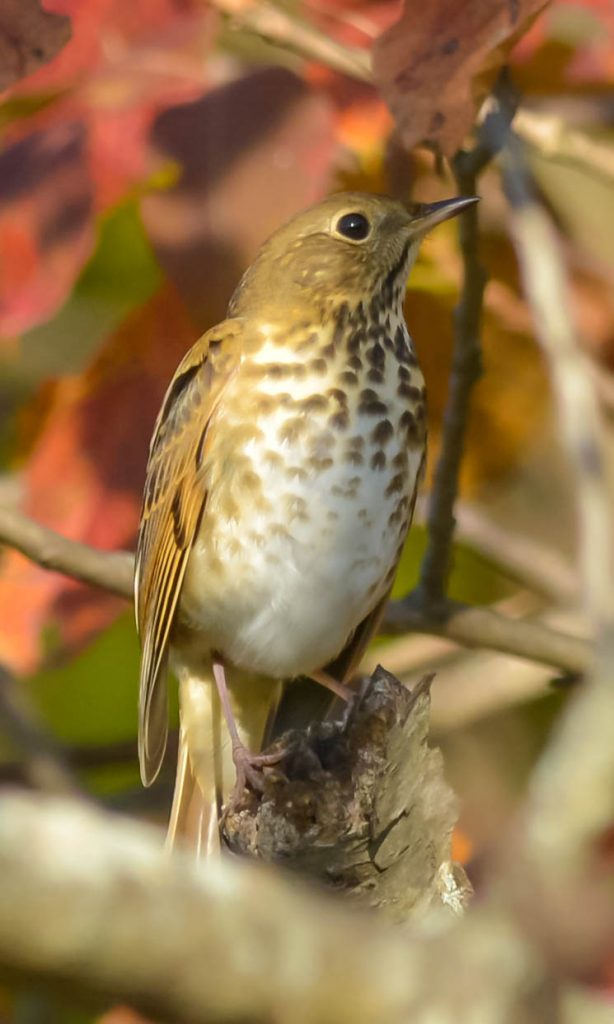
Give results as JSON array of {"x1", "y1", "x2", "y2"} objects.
[{"x1": 135, "y1": 320, "x2": 242, "y2": 785}]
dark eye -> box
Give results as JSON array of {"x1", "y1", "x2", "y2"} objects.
[{"x1": 335, "y1": 211, "x2": 370, "y2": 241}]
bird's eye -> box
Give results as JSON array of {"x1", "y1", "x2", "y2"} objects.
[{"x1": 335, "y1": 211, "x2": 370, "y2": 241}]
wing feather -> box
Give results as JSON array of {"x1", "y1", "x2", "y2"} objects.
[{"x1": 135, "y1": 320, "x2": 242, "y2": 785}]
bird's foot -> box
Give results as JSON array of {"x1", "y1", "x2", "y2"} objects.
[{"x1": 229, "y1": 743, "x2": 287, "y2": 805}]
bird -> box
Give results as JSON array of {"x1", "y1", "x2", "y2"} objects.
[{"x1": 134, "y1": 190, "x2": 477, "y2": 855}]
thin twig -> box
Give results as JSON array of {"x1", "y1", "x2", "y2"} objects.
[
  {"x1": 369, "y1": 590, "x2": 580, "y2": 673},
  {"x1": 381, "y1": 599, "x2": 591, "y2": 676},
  {"x1": 0, "y1": 504, "x2": 133, "y2": 599},
  {"x1": 0, "y1": 504, "x2": 593, "y2": 673},
  {"x1": 413, "y1": 148, "x2": 489, "y2": 608},
  {"x1": 214, "y1": 0, "x2": 371, "y2": 81},
  {"x1": 515, "y1": 107, "x2": 614, "y2": 188},
  {"x1": 428, "y1": 651, "x2": 573, "y2": 735}
]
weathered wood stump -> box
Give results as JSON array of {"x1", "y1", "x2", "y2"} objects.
[{"x1": 223, "y1": 667, "x2": 470, "y2": 922}]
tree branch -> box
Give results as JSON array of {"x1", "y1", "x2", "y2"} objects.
[
  {"x1": 214, "y1": 0, "x2": 371, "y2": 81},
  {"x1": 381, "y1": 599, "x2": 590, "y2": 675},
  {"x1": 223, "y1": 670, "x2": 470, "y2": 920},
  {"x1": 413, "y1": 146, "x2": 490, "y2": 608},
  {"x1": 515, "y1": 107, "x2": 614, "y2": 189},
  {"x1": 0, "y1": 791, "x2": 561, "y2": 1023},
  {"x1": 450, "y1": 501, "x2": 578, "y2": 605},
  {"x1": 0, "y1": 503, "x2": 593, "y2": 673},
  {"x1": 0, "y1": 665, "x2": 80, "y2": 797},
  {"x1": 0, "y1": 503, "x2": 133, "y2": 599}
]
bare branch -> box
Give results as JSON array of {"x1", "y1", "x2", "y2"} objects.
[
  {"x1": 381, "y1": 599, "x2": 591, "y2": 676},
  {"x1": 224, "y1": 670, "x2": 470, "y2": 920},
  {"x1": 0, "y1": 791, "x2": 557, "y2": 1023},
  {"x1": 414, "y1": 147, "x2": 489, "y2": 607},
  {"x1": 0, "y1": 504, "x2": 133, "y2": 600},
  {"x1": 430, "y1": 652, "x2": 568, "y2": 734},
  {"x1": 0, "y1": 504, "x2": 593, "y2": 674},
  {"x1": 368, "y1": 601, "x2": 586, "y2": 734},
  {"x1": 515, "y1": 107, "x2": 614, "y2": 188},
  {"x1": 213, "y1": 0, "x2": 371, "y2": 81}
]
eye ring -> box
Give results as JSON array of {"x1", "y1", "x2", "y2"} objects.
[{"x1": 335, "y1": 211, "x2": 371, "y2": 242}]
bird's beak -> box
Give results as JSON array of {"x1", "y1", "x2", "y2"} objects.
[{"x1": 408, "y1": 196, "x2": 479, "y2": 235}]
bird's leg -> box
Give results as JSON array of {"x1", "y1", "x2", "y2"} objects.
[
  {"x1": 211, "y1": 656, "x2": 285, "y2": 803},
  {"x1": 310, "y1": 669, "x2": 354, "y2": 702}
]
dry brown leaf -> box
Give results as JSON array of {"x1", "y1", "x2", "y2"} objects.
[
  {"x1": 373, "y1": 0, "x2": 550, "y2": 155},
  {"x1": 0, "y1": 0, "x2": 71, "y2": 91}
]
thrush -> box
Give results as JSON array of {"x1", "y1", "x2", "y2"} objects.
[{"x1": 135, "y1": 191, "x2": 477, "y2": 854}]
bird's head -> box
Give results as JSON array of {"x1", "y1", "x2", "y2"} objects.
[{"x1": 228, "y1": 191, "x2": 478, "y2": 322}]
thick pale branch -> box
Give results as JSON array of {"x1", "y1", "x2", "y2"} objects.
[
  {"x1": 224, "y1": 670, "x2": 470, "y2": 921},
  {"x1": 0, "y1": 792, "x2": 552, "y2": 1023},
  {"x1": 492, "y1": 111, "x2": 614, "y2": 873}
]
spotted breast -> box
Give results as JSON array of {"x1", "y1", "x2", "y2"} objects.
[{"x1": 179, "y1": 302, "x2": 426, "y2": 678}]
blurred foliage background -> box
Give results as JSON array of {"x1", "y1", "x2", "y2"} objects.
[{"x1": 0, "y1": 0, "x2": 613, "y2": 1015}]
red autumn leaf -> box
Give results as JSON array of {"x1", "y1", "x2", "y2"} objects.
[
  {"x1": 6, "y1": 0, "x2": 214, "y2": 208},
  {"x1": 0, "y1": 122, "x2": 93, "y2": 337},
  {"x1": 0, "y1": 0, "x2": 212, "y2": 336},
  {"x1": 9, "y1": 0, "x2": 206, "y2": 96},
  {"x1": 0, "y1": 285, "x2": 195, "y2": 674},
  {"x1": 0, "y1": 0, "x2": 70, "y2": 91},
  {"x1": 373, "y1": 0, "x2": 551, "y2": 155},
  {"x1": 143, "y1": 66, "x2": 338, "y2": 329}
]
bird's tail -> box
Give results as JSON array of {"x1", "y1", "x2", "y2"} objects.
[{"x1": 167, "y1": 667, "x2": 281, "y2": 856}]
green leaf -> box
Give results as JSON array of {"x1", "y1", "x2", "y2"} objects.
[{"x1": 21, "y1": 200, "x2": 163, "y2": 379}]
